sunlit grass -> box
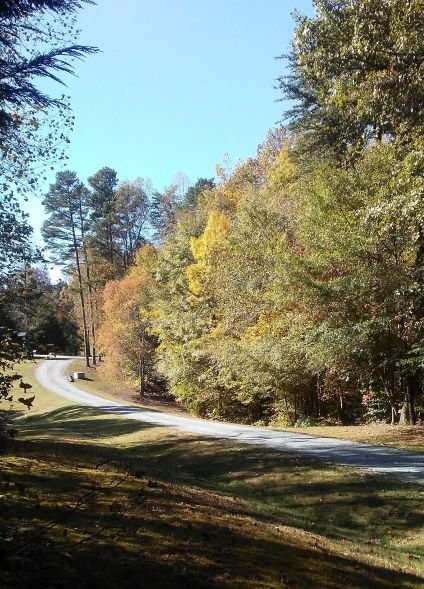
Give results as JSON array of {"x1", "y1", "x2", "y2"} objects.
[
  {"x1": 278, "y1": 424, "x2": 424, "y2": 453},
  {"x1": 68, "y1": 358, "x2": 187, "y2": 415},
  {"x1": 0, "y1": 359, "x2": 70, "y2": 417}
]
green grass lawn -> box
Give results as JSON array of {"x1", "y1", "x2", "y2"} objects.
[{"x1": 1, "y1": 360, "x2": 423, "y2": 588}]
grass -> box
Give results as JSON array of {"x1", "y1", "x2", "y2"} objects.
[
  {"x1": 1, "y1": 361, "x2": 424, "y2": 588},
  {"x1": 277, "y1": 424, "x2": 424, "y2": 453},
  {"x1": 1, "y1": 359, "x2": 70, "y2": 416},
  {"x1": 68, "y1": 359, "x2": 187, "y2": 415}
]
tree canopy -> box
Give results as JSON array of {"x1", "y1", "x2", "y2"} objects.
[
  {"x1": 0, "y1": 0, "x2": 96, "y2": 407},
  {"x1": 26, "y1": 0, "x2": 424, "y2": 428},
  {"x1": 277, "y1": 0, "x2": 424, "y2": 158}
]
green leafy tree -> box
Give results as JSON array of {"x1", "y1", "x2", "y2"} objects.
[
  {"x1": 280, "y1": 144, "x2": 424, "y2": 424},
  {"x1": 5, "y1": 266, "x2": 80, "y2": 354},
  {"x1": 114, "y1": 178, "x2": 151, "y2": 270},
  {"x1": 149, "y1": 185, "x2": 181, "y2": 243},
  {"x1": 0, "y1": 0, "x2": 96, "y2": 410},
  {"x1": 152, "y1": 139, "x2": 302, "y2": 423},
  {"x1": 153, "y1": 205, "x2": 208, "y2": 412},
  {"x1": 182, "y1": 178, "x2": 215, "y2": 210},
  {"x1": 151, "y1": 134, "x2": 424, "y2": 426},
  {"x1": 278, "y1": 0, "x2": 424, "y2": 158},
  {"x1": 0, "y1": 0, "x2": 97, "y2": 262}
]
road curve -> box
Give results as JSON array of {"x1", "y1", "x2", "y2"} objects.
[{"x1": 36, "y1": 359, "x2": 424, "y2": 485}]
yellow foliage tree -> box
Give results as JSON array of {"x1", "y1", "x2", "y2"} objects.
[{"x1": 186, "y1": 210, "x2": 230, "y2": 300}]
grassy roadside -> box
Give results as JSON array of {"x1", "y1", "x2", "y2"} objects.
[
  {"x1": 69, "y1": 359, "x2": 424, "y2": 453},
  {"x1": 280, "y1": 424, "x2": 424, "y2": 453},
  {"x1": 1, "y1": 359, "x2": 71, "y2": 417},
  {"x1": 1, "y1": 361, "x2": 424, "y2": 588},
  {"x1": 68, "y1": 359, "x2": 187, "y2": 415}
]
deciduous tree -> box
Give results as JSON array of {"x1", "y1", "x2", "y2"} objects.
[
  {"x1": 98, "y1": 245, "x2": 161, "y2": 395},
  {"x1": 278, "y1": 0, "x2": 424, "y2": 158}
]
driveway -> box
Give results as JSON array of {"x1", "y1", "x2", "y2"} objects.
[{"x1": 35, "y1": 359, "x2": 424, "y2": 485}]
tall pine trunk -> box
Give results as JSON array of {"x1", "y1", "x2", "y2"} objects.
[
  {"x1": 84, "y1": 254, "x2": 96, "y2": 366},
  {"x1": 401, "y1": 375, "x2": 417, "y2": 425},
  {"x1": 71, "y1": 222, "x2": 90, "y2": 368},
  {"x1": 78, "y1": 201, "x2": 97, "y2": 366}
]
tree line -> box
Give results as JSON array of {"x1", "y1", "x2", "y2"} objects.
[
  {"x1": 2, "y1": 0, "x2": 423, "y2": 427},
  {"x1": 87, "y1": 0, "x2": 424, "y2": 426}
]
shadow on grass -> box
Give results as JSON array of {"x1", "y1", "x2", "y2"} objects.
[
  {"x1": 18, "y1": 405, "x2": 160, "y2": 438},
  {"x1": 3, "y1": 492, "x2": 421, "y2": 589},
  {"x1": 2, "y1": 405, "x2": 423, "y2": 588}
]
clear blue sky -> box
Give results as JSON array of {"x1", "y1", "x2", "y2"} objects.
[{"x1": 26, "y1": 0, "x2": 313, "y2": 258}]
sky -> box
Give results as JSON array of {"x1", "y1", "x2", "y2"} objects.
[{"x1": 24, "y1": 0, "x2": 313, "y2": 272}]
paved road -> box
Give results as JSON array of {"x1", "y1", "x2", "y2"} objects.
[{"x1": 35, "y1": 359, "x2": 424, "y2": 485}]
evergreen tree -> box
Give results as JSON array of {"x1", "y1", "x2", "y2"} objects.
[
  {"x1": 149, "y1": 185, "x2": 181, "y2": 243},
  {"x1": 42, "y1": 170, "x2": 91, "y2": 366},
  {"x1": 0, "y1": 0, "x2": 97, "y2": 277},
  {"x1": 114, "y1": 178, "x2": 150, "y2": 269},
  {"x1": 182, "y1": 178, "x2": 215, "y2": 210},
  {"x1": 0, "y1": 0, "x2": 96, "y2": 410},
  {"x1": 87, "y1": 167, "x2": 119, "y2": 265}
]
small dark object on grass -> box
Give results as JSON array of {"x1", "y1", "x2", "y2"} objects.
[
  {"x1": 18, "y1": 395, "x2": 35, "y2": 409},
  {"x1": 69, "y1": 375, "x2": 74, "y2": 383}
]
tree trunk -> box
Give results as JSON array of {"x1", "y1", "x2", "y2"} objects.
[
  {"x1": 401, "y1": 225, "x2": 424, "y2": 425},
  {"x1": 108, "y1": 216, "x2": 114, "y2": 264},
  {"x1": 316, "y1": 375, "x2": 322, "y2": 418},
  {"x1": 390, "y1": 403, "x2": 398, "y2": 425},
  {"x1": 139, "y1": 327, "x2": 145, "y2": 397},
  {"x1": 82, "y1": 246, "x2": 96, "y2": 366},
  {"x1": 337, "y1": 393, "x2": 346, "y2": 424},
  {"x1": 400, "y1": 374, "x2": 417, "y2": 425},
  {"x1": 78, "y1": 201, "x2": 97, "y2": 365},
  {"x1": 71, "y1": 223, "x2": 90, "y2": 367}
]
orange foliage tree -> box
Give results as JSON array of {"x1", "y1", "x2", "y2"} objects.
[{"x1": 97, "y1": 245, "x2": 160, "y2": 395}]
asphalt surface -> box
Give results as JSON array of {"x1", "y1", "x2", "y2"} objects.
[{"x1": 35, "y1": 358, "x2": 424, "y2": 485}]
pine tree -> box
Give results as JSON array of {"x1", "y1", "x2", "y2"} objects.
[{"x1": 42, "y1": 170, "x2": 91, "y2": 366}]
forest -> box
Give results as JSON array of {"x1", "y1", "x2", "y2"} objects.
[{"x1": 1, "y1": 0, "x2": 424, "y2": 428}]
